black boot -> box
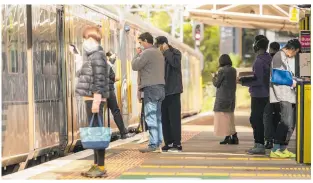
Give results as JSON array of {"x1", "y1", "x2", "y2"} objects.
[
  {"x1": 265, "y1": 140, "x2": 273, "y2": 149},
  {"x1": 220, "y1": 136, "x2": 232, "y2": 144},
  {"x1": 231, "y1": 133, "x2": 239, "y2": 145}
]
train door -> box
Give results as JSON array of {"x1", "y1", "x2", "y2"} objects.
[
  {"x1": 63, "y1": 5, "x2": 108, "y2": 152},
  {"x1": 31, "y1": 5, "x2": 66, "y2": 155},
  {"x1": 106, "y1": 19, "x2": 121, "y2": 128},
  {"x1": 129, "y1": 29, "x2": 141, "y2": 126},
  {"x1": 118, "y1": 24, "x2": 130, "y2": 126}
]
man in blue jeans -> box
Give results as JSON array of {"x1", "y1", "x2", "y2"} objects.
[{"x1": 132, "y1": 32, "x2": 165, "y2": 153}]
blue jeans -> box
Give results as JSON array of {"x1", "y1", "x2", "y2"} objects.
[{"x1": 143, "y1": 85, "x2": 165, "y2": 148}]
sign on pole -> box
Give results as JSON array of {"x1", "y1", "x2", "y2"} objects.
[
  {"x1": 289, "y1": 6, "x2": 300, "y2": 22},
  {"x1": 299, "y1": 30, "x2": 311, "y2": 53}
]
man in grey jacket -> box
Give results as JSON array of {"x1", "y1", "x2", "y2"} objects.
[
  {"x1": 132, "y1": 32, "x2": 165, "y2": 153},
  {"x1": 269, "y1": 39, "x2": 301, "y2": 158},
  {"x1": 155, "y1": 36, "x2": 183, "y2": 152}
]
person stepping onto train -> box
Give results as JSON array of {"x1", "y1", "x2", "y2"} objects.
[
  {"x1": 132, "y1": 32, "x2": 165, "y2": 153},
  {"x1": 71, "y1": 26, "x2": 110, "y2": 178},
  {"x1": 155, "y1": 36, "x2": 183, "y2": 152},
  {"x1": 212, "y1": 54, "x2": 239, "y2": 145},
  {"x1": 106, "y1": 51, "x2": 135, "y2": 140}
]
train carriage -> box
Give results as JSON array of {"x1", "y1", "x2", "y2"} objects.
[{"x1": 1, "y1": 4, "x2": 203, "y2": 174}]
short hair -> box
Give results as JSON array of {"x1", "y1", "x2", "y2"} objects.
[
  {"x1": 254, "y1": 35, "x2": 269, "y2": 50},
  {"x1": 219, "y1": 54, "x2": 232, "y2": 67},
  {"x1": 270, "y1": 42, "x2": 280, "y2": 51},
  {"x1": 284, "y1": 39, "x2": 302, "y2": 52},
  {"x1": 138, "y1": 32, "x2": 154, "y2": 44},
  {"x1": 83, "y1": 26, "x2": 102, "y2": 43},
  {"x1": 155, "y1": 36, "x2": 168, "y2": 45},
  {"x1": 106, "y1": 51, "x2": 113, "y2": 57}
]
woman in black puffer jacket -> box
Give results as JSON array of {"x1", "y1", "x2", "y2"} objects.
[{"x1": 74, "y1": 26, "x2": 110, "y2": 178}]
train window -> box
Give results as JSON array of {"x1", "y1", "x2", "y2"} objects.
[
  {"x1": 109, "y1": 30, "x2": 115, "y2": 52},
  {"x1": 8, "y1": 41, "x2": 19, "y2": 73},
  {"x1": 50, "y1": 42, "x2": 58, "y2": 75},
  {"x1": 2, "y1": 51, "x2": 7, "y2": 72},
  {"x1": 9, "y1": 49, "x2": 18, "y2": 73}
]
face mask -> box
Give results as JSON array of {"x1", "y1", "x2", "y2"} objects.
[
  {"x1": 109, "y1": 57, "x2": 116, "y2": 64},
  {"x1": 83, "y1": 39, "x2": 99, "y2": 53},
  {"x1": 140, "y1": 45, "x2": 145, "y2": 51}
]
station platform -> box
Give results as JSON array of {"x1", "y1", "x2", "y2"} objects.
[{"x1": 2, "y1": 112, "x2": 311, "y2": 180}]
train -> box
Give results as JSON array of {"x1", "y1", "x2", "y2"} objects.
[{"x1": 1, "y1": 4, "x2": 203, "y2": 174}]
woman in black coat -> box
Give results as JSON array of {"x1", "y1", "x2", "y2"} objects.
[
  {"x1": 72, "y1": 26, "x2": 110, "y2": 178},
  {"x1": 212, "y1": 54, "x2": 239, "y2": 145}
]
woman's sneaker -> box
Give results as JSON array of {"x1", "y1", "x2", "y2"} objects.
[
  {"x1": 282, "y1": 149, "x2": 296, "y2": 158},
  {"x1": 84, "y1": 166, "x2": 108, "y2": 178},
  {"x1": 270, "y1": 149, "x2": 290, "y2": 158},
  {"x1": 81, "y1": 165, "x2": 107, "y2": 178}
]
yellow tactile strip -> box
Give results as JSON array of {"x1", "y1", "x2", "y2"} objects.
[
  {"x1": 159, "y1": 156, "x2": 295, "y2": 161},
  {"x1": 139, "y1": 165, "x2": 311, "y2": 171},
  {"x1": 122, "y1": 171, "x2": 311, "y2": 178},
  {"x1": 34, "y1": 131, "x2": 202, "y2": 180},
  {"x1": 57, "y1": 150, "x2": 153, "y2": 179}
]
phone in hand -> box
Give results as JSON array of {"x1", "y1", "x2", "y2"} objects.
[{"x1": 69, "y1": 44, "x2": 79, "y2": 54}]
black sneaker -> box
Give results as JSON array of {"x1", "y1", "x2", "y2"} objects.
[
  {"x1": 161, "y1": 144, "x2": 173, "y2": 152},
  {"x1": 168, "y1": 144, "x2": 182, "y2": 152},
  {"x1": 265, "y1": 140, "x2": 273, "y2": 149}
]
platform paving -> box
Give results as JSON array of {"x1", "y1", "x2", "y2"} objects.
[{"x1": 2, "y1": 112, "x2": 311, "y2": 180}]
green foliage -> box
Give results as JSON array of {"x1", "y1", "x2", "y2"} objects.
[
  {"x1": 182, "y1": 22, "x2": 195, "y2": 48},
  {"x1": 229, "y1": 53, "x2": 242, "y2": 68},
  {"x1": 199, "y1": 25, "x2": 220, "y2": 85},
  {"x1": 150, "y1": 12, "x2": 171, "y2": 33}
]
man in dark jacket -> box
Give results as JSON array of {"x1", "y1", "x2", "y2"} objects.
[
  {"x1": 106, "y1": 51, "x2": 135, "y2": 139},
  {"x1": 263, "y1": 42, "x2": 281, "y2": 149},
  {"x1": 239, "y1": 35, "x2": 271, "y2": 155},
  {"x1": 155, "y1": 36, "x2": 183, "y2": 152}
]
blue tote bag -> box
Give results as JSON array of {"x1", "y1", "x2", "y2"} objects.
[
  {"x1": 271, "y1": 68, "x2": 293, "y2": 86},
  {"x1": 80, "y1": 113, "x2": 112, "y2": 150}
]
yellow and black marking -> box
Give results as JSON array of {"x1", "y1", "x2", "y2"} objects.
[{"x1": 296, "y1": 82, "x2": 311, "y2": 164}]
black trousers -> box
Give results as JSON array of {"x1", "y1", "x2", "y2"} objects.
[
  {"x1": 274, "y1": 101, "x2": 296, "y2": 145},
  {"x1": 263, "y1": 102, "x2": 280, "y2": 141},
  {"x1": 85, "y1": 101, "x2": 105, "y2": 166},
  {"x1": 161, "y1": 94, "x2": 181, "y2": 146},
  {"x1": 250, "y1": 97, "x2": 268, "y2": 145},
  {"x1": 107, "y1": 91, "x2": 127, "y2": 135}
]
